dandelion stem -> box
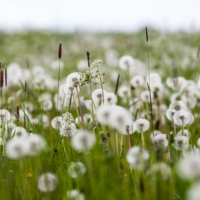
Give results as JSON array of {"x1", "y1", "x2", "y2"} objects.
[
  {"x1": 72, "y1": 94, "x2": 81, "y2": 126},
  {"x1": 76, "y1": 87, "x2": 84, "y2": 127},
  {"x1": 68, "y1": 136, "x2": 75, "y2": 158},
  {"x1": 173, "y1": 121, "x2": 176, "y2": 136},
  {"x1": 141, "y1": 132, "x2": 145, "y2": 148}
]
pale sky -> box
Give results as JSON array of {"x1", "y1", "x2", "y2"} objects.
[{"x1": 0, "y1": 0, "x2": 199, "y2": 32}]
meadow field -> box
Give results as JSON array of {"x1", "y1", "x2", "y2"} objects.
[{"x1": 0, "y1": 30, "x2": 200, "y2": 200}]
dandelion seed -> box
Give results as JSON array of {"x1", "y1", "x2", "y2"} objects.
[
  {"x1": 0, "y1": 109, "x2": 10, "y2": 124},
  {"x1": 177, "y1": 154, "x2": 200, "y2": 180},
  {"x1": 27, "y1": 134, "x2": 47, "y2": 156},
  {"x1": 166, "y1": 109, "x2": 176, "y2": 122},
  {"x1": 118, "y1": 85, "x2": 130, "y2": 98},
  {"x1": 169, "y1": 101, "x2": 187, "y2": 111},
  {"x1": 108, "y1": 106, "x2": 132, "y2": 131},
  {"x1": 60, "y1": 123, "x2": 77, "y2": 137},
  {"x1": 77, "y1": 60, "x2": 88, "y2": 71},
  {"x1": 134, "y1": 118, "x2": 150, "y2": 133},
  {"x1": 11, "y1": 127, "x2": 28, "y2": 138},
  {"x1": 126, "y1": 146, "x2": 149, "y2": 170},
  {"x1": 105, "y1": 92, "x2": 117, "y2": 105},
  {"x1": 92, "y1": 89, "x2": 107, "y2": 106},
  {"x1": 63, "y1": 83, "x2": 79, "y2": 95},
  {"x1": 148, "y1": 162, "x2": 171, "y2": 180},
  {"x1": 153, "y1": 134, "x2": 168, "y2": 150},
  {"x1": 174, "y1": 110, "x2": 193, "y2": 127},
  {"x1": 68, "y1": 162, "x2": 86, "y2": 178},
  {"x1": 187, "y1": 182, "x2": 200, "y2": 200},
  {"x1": 72, "y1": 130, "x2": 96, "y2": 151},
  {"x1": 67, "y1": 189, "x2": 85, "y2": 200},
  {"x1": 38, "y1": 173, "x2": 57, "y2": 192},
  {"x1": 66, "y1": 72, "x2": 81, "y2": 87},
  {"x1": 173, "y1": 136, "x2": 189, "y2": 150},
  {"x1": 119, "y1": 55, "x2": 134, "y2": 70},
  {"x1": 150, "y1": 130, "x2": 163, "y2": 141},
  {"x1": 51, "y1": 116, "x2": 65, "y2": 130},
  {"x1": 121, "y1": 121, "x2": 135, "y2": 135},
  {"x1": 96, "y1": 105, "x2": 112, "y2": 124},
  {"x1": 6, "y1": 137, "x2": 28, "y2": 159},
  {"x1": 140, "y1": 90, "x2": 154, "y2": 102},
  {"x1": 131, "y1": 75, "x2": 144, "y2": 88},
  {"x1": 177, "y1": 129, "x2": 191, "y2": 139}
]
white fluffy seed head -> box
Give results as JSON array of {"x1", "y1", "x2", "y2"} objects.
[
  {"x1": 126, "y1": 146, "x2": 149, "y2": 170},
  {"x1": 177, "y1": 154, "x2": 200, "y2": 180},
  {"x1": 149, "y1": 162, "x2": 171, "y2": 180},
  {"x1": 72, "y1": 130, "x2": 96, "y2": 151},
  {"x1": 68, "y1": 162, "x2": 86, "y2": 178},
  {"x1": 177, "y1": 129, "x2": 191, "y2": 139},
  {"x1": 37, "y1": 173, "x2": 57, "y2": 192},
  {"x1": 77, "y1": 60, "x2": 88, "y2": 71},
  {"x1": 51, "y1": 116, "x2": 65, "y2": 130},
  {"x1": 173, "y1": 136, "x2": 189, "y2": 150},
  {"x1": 6, "y1": 137, "x2": 28, "y2": 159},
  {"x1": 118, "y1": 85, "x2": 130, "y2": 98},
  {"x1": 96, "y1": 105, "x2": 112, "y2": 125},
  {"x1": 66, "y1": 72, "x2": 81, "y2": 86},
  {"x1": 92, "y1": 89, "x2": 107, "y2": 106},
  {"x1": 150, "y1": 130, "x2": 163, "y2": 141},
  {"x1": 153, "y1": 134, "x2": 168, "y2": 150},
  {"x1": 140, "y1": 90, "x2": 154, "y2": 102},
  {"x1": 131, "y1": 75, "x2": 144, "y2": 88},
  {"x1": 11, "y1": 127, "x2": 28, "y2": 138},
  {"x1": 108, "y1": 106, "x2": 132, "y2": 132},
  {"x1": 60, "y1": 123, "x2": 77, "y2": 137},
  {"x1": 119, "y1": 55, "x2": 134, "y2": 70},
  {"x1": 187, "y1": 182, "x2": 200, "y2": 200},
  {"x1": 166, "y1": 77, "x2": 187, "y2": 91},
  {"x1": 67, "y1": 190, "x2": 85, "y2": 200},
  {"x1": 105, "y1": 92, "x2": 117, "y2": 105},
  {"x1": 121, "y1": 121, "x2": 135, "y2": 135},
  {"x1": 27, "y1": 134, "x2": 47, "y2": 156},
  {"x1": 169, "y1": 100, "x2": 187, "y2": 111},
  {"x1": 166, "y1": 109, "x2": 176, "y2": 121},
  {"x1": 134, "y1": 118, "x2": 150, "y2": 132},
  {"x1": 63, "y1": 83, "x2": 79, "y2": 95},
  {"x1": 174, "y1": 110, "x2": 193, "y2": 127},
  {"x1": 0, "y1": 109, "x2": 10, "y2": 124}
]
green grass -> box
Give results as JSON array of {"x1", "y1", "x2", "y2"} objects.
[{"x1": 0, "y1": 29, "x2": 200, "y2": 200}]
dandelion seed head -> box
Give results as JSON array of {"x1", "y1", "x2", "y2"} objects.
[
  {"x1": 67, "y1": 189, "x2": 85, "y2": 200},
  {"x1": 173, "y1": 136, "x2": 189, "y2": 150},
  {"x1": 105, "y1": 92, "x2": 117, "y2": 105},
  {"x1": 140, "y1": 90, "x2": 154, "y2": 103},
  {"x1": 72, "y1": 130, "x2": 96, "y2": 151},
  {"x1": 178, "y1": 154, "x2": 200, "y2": 180},
  {"x1": 37, "y1": 173, "x2": 57, "y2": 192},
  {"x1": 118, "y1": 85, "x2": 130, "y2": 98},
  {"x1": 134, "y1": 118, "x2": 150, "y2": 132},
  {"x1": 174, "y1": 110, "x2": 193, "y2": 127},
  {"x1": 60, "y1": 123, "x2": 77, "y2": 137},
  {"x1": 51, "y1": 116, "x2": 65, "y2": 130},
  {"x1": 153, "y1": 134, "x2": 168, "y2": 150},
  {"x1": 131, "y1": 75, "x2": 144, "y2": 88},
  {"x1": 126, "y1": 146, "x2": 149, "y2": 170},
  {"x1": 11, "y1": 127, "x2": 28, "y2": 138},
  {"x1": 119, "y1": 55, "x2": 134, "y2": 70},
  {"x1": 68, "y1": 162, "x2": 86, "y2": 178},
  {"x1": 66, "y1": 72, "x2": 81, "y2": 86}
]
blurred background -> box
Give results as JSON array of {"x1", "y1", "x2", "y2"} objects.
[{"x1": 0, "y1": 0, "x2": 199, "y2": 32}]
